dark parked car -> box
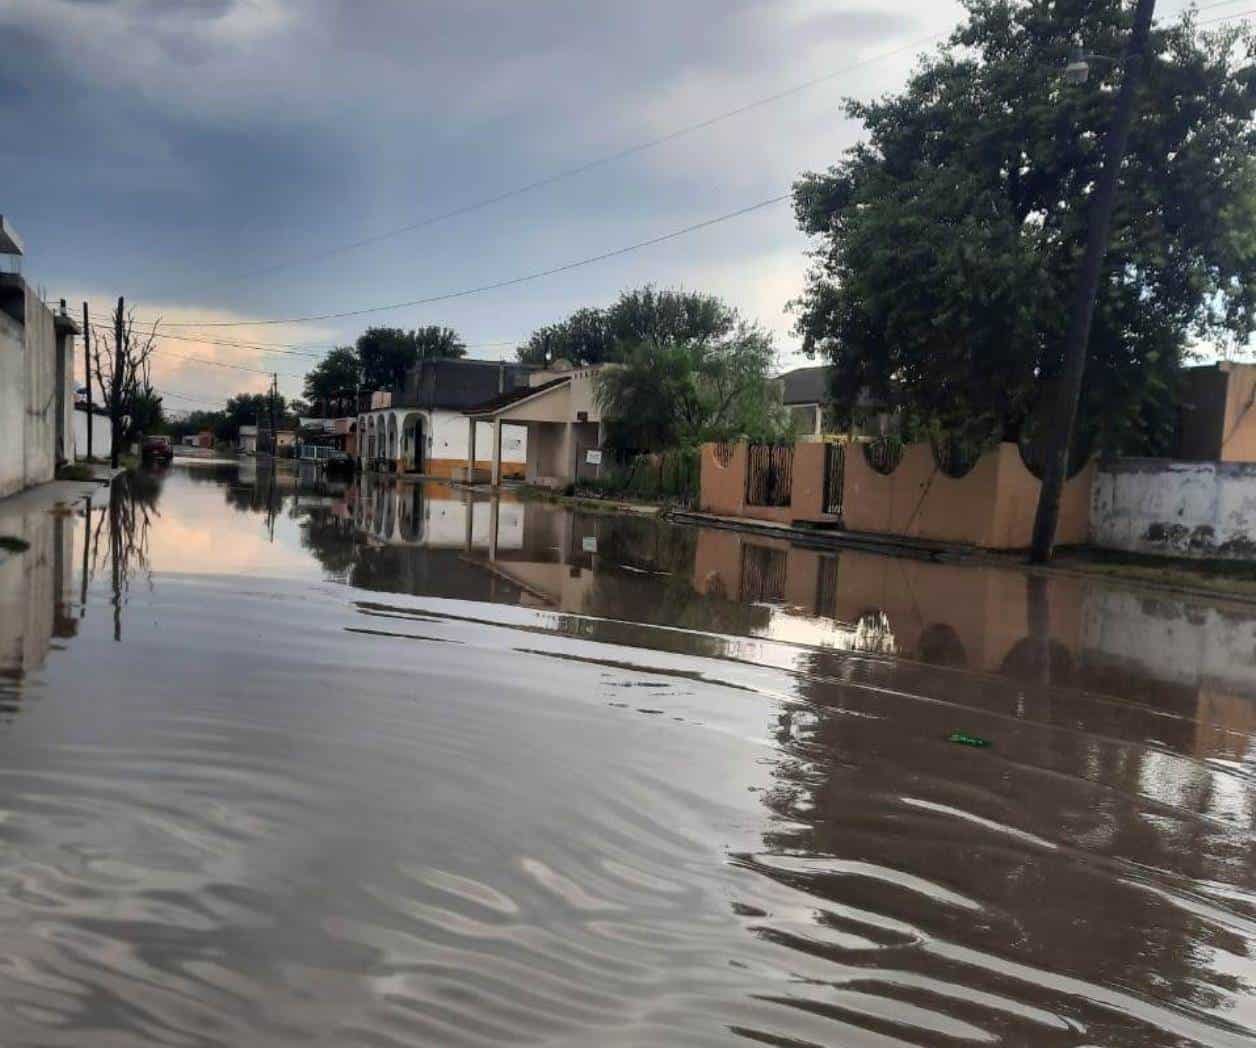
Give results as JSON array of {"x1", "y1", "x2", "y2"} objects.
[{"x1": 141, "y1": 435, "x2": 174, "y2": 464}]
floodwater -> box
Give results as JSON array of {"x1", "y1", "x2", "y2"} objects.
[{"x1": 0, "y1": 461, "x2": 1253, "y2": 1047}]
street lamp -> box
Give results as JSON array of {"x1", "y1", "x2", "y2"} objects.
[{"x1": 1064, "y1": 48, "x2": 1118, "y2": 85}]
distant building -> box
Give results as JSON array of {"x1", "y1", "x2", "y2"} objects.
[
  {"x1": 777, "y1": 365, "x2": 896, "y2": 440},
  {"x1": 0, "y1": 217, "x2": 81, "y2": 496},
  {"x1": 1177, "y1": 362, "x2": 1256, "y2": 462},
  {"x1": 237, "y1": 424, "x2": 258, "y2": 455},
  {"x1": 358, "y1": 358, "x2": 534, "y2": 476}
]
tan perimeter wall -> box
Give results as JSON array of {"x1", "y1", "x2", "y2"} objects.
[
  {"x1": 843, "y1": 442, "x2": 1092, "y2": 550},
  {"x1": 699, "y1": 441, "x2": 832, "y2": 524}
]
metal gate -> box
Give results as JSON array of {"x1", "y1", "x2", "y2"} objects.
[
  {"x1": 823, "y1": 442, "x2": 845, "y2": 517},
  {"x1": 745, "y1": 444, "x2": 794, "y2": 507}
]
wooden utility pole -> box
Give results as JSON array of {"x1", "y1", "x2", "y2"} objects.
[
  {"x1": 110, "y1": 296, "x2": 124, "y2": 469},
  {"x1": 268, "y1": 373, "x2": 278, "y2": 457},
  {"x1": 1030, "y1": 0, "x2": 1157, "y2": 563},
  {"x1": 82, "y1": 301, "x2": 93, "y2": 460}
]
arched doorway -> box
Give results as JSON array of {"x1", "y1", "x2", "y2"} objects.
[{"x1": 402, "y1": 413, "x2": 424, "y2": 473}]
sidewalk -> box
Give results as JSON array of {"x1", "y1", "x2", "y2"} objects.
[{"x1": 0, "y1": 465, "x2": 122, "y2": 531}]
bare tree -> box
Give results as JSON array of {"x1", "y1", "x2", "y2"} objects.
[{"x1": 92, "y1": 298, "x2": 161, "y2": 467}]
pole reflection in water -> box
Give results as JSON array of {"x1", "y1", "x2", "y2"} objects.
[{"x1": 0, "y1": 462, "x2": 1249, "y2": 1046}]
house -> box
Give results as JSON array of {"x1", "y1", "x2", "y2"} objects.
[
  {"x1": 298, "y1": 416, "x2": 357, "y2": 458},
  {"x1": 237, "y1": 424, "x2": 258, "y2": 455},
  {"x1": 0, "y1": 217, "x2": 80, "y2": 497},
  {"x1": 463, "y1": 361, "x2": 605, "y2": 488},
  {"x1": 1177, "y1": 362, "x2": 1256, "y2": 462},
  {"x1": 195, "y1": 429, "x2": 214, "y2": 448},
  {"x1": 357, "y1": 358, "x2": 533, "y2": 477},
  {"x1": 778, "y1": 365, "x2": 897, "y2": 440}
]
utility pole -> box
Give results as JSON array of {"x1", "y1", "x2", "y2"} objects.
[
  {"x1": 1030, "y1": 0, "x2": 1157, "y2": 563},
  {"x1": 268, "y1": 372, "x2": 278, "y2": 458},
  {"x1": 82, "y1": 301, "x2": 93, "y2": 460},
  {"x1": 110, "y1": 296, "x2": 124, "y2": 470}
]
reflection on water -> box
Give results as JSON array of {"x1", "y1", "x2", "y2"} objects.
[{"x1": 0, "y1": 462, "x2": 1252, "y2": 1046}]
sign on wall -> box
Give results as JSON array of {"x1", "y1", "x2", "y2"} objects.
[{"x1": 585, "y1": 449, "x2": 602, "y2": 465}]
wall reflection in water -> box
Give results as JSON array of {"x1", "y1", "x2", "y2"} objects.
[
  {"x1": 312, "y1": 474, "x2": 1256, "y2": 770},
  {"x1": 0, "y1": 471, "x2": 161, "y2": 693}
]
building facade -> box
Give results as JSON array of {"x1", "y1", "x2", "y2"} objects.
[
  {"x1": 1, "y1": 219, "x2": 80, "y2": 497},
  {"x1": 357, "y1": 358, "x2": 532, "y2": 476}
]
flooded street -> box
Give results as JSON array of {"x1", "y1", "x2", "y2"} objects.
[{"x1": 0, "y1": 461, "x2": 1254, "y2": 1046}]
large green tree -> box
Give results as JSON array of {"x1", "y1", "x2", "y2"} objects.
[
  {"x1": 221, "y1": 391, "x2": 290, "y2": 439},
  {"x1": 304, "y1": 346, "x2": 361, "y2": 417},
  {"x1": 518, "y1": 287, "x2": 738, "y2": 365},
  {"x1": 793, "y1": 0, "x2": 1256, "y2": 455},
  {"x1": 356, "y1": 325, "x2": 466, "y2": 392},
  {"x1": 594, "y1": 321, "x2": 786, "y2": 451}
]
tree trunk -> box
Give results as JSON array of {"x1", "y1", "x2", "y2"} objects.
[{"x1": 1030, "y1": 0, "x2": 1156, "y2": 563}]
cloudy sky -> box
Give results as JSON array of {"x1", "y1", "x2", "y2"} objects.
[{"x1": 3, "y1": 0, "x2": 969, "y2": 411}]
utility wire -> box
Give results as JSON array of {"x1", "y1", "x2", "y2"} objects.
[
  {"x1": 87, "y1": 2, "x2": 1247, "y2": 338},
  {"x1": 153, "y1": 0, "x2": 1235, "y2": 298},
  {"x1": 129, "y1": 193, "x2": 791, "y2": 330},
  {"x1": 177, "y1": 32, "x2": 946, "y2": 293},
  {"x1": 1196, "y1": 6, "x2": 1256, "y2": 22}
]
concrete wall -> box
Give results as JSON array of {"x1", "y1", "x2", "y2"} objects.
[
  {"x1": 22, "y1": 287, "x2": 57, "y2": 487},
  {"x1": 698, "y1": 441, "x2": 830, "y2": 524},
  {"x1": 0, "y1": 308, "x2": 24, "y2": 497},
  {"x1": 843, "y1": 442, "x2": 1092, "y2": 550},
  {"x1": 1091, "y1": 458, "x2": 1256, "y2": 559},
  {"x1": 73, "y1": 408, "x2": 113, "y2": 460},
  {"x1": 1, "y1": 285, "x2": 75, "y2": 498},
  {"x1": 0, "y1": 500, "x2": 75, "y2": 678},
  {"x1": 427, "y1": 411, "x2": 525, "y2": 476}
]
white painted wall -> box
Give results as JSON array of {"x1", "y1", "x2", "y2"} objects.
[
  {"x1": 73, "y1": 409, "x2": 112, "y2": 461},
  {"x1": 1, "y1": 287, "x2": 75, "y2": 498},
  {"x1": 428, "y1": 410, "x2": 526, "y2": 464},
  {"x1": 0, "y1": 310, "x2": 25, "y2": 497},
  {"x1": 1091, "y1": 459, "x2": 1256, "y2": 559}
]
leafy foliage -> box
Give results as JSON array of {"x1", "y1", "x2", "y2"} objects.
[
  {"x1": 303, "y1": 346, "x2": 361, "y2": 417},
  {"x1": 792, "y1": 0, "x2": 1256, "y2": 455},
  {"x1": 594, "y1": 322, "x2": 787, "y2": 451},
  {"x1": 356, "y1": 325, "x2": 466, "y2": 392},
  {"x1": 517, "y1": 286, "x2": 738, "y2": 366}
]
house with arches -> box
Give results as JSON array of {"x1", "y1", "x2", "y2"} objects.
[{"x1": 357, "y1": 359, "x2": 532, "y2": 477}]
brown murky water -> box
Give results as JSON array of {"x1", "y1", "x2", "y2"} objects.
[{"x1": 0, "y1": 460, "x2": 1253, "y2": 1046}]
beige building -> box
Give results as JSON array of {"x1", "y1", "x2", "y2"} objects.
[
  {"x1": 463, "y1": 363, "x2": 606, "y2": 487},
  {"x1": 1178, "y1": 362, "x2": 1256, "y2": 462}
]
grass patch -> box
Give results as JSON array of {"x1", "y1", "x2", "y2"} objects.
[
  {"x1": 56, "y1": 463, "x2": 96, "y2": 481},
  {"x1": 0, "y1": 535, "x2": 31, "y2": 554},
  {"x1": 1053, "y1": 546, "x2": 1256, "y2": 599}
]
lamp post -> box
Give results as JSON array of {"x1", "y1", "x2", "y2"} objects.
[{"x1": 1029, "y1": 0, "x2": 1157, "y2": 563}]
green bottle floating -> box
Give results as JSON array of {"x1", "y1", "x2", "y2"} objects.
[{"x1": 948, "y1": 732, "x2": 991, "y2": 748}]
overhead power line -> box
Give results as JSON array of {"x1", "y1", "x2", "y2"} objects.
[
  {"x1": 155, "y1": 0, "x2": 1235, "y2": 296},
  {"x1": 1196, "y1": 6, "x2": 1256, "y2": 23},
  {"x1": 127, "y1": 193, "x2": 792, "y2": 330},
  {"x1": 179, "y1": 32, "x2": 947, "y2": 293}
]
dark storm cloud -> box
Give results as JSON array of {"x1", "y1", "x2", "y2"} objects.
[{"x1": 2, "y1": 0, "x2": 949, "y2": 376}]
